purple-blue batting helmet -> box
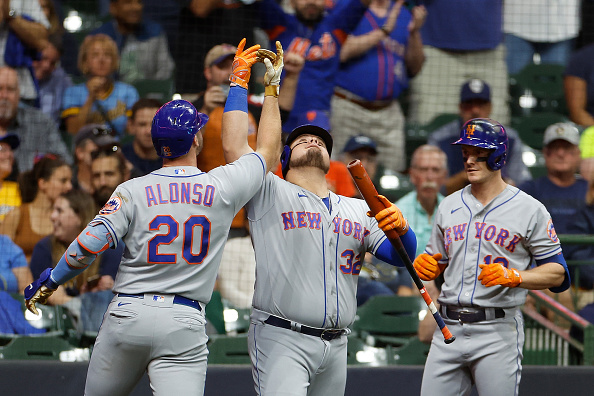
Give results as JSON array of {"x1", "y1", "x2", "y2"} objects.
[{"x1": 452, "y1": 118, "x2": 508, "y2": 171}]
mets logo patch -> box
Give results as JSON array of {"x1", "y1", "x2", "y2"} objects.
[
  {"x1": 547, "y1": 219, "x2": 558, "y2": 242},
  {"x1": 99, "y1": 196, "x2": 122, "y2": 215}
]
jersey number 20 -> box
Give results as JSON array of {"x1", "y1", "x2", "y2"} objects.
[{"x1": 148, "y1": 215, "x2": 211, "y2": 264}]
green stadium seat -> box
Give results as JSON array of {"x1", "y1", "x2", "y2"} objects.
[
  {"x1": 205, "y1": 291, "x2": 226, "y2": 335},
  {"x1": 0, "y1": 336, "x2": 84, "y2": 360},
  {"x1": 511, "y1": 112, "x2": 569, "y2": 150},
  {"x1": 387, "y1": 337, "x2": 430, "y2": 365},
  {"x1": 509, "y1": 63, "x2": 567, "y2": 117},
  {"x1": 207, "y1": 334, "x2": 251, "y2": 364},
  {"x1": 132, "y1": 79, "x2": 175, "y2": 103}
]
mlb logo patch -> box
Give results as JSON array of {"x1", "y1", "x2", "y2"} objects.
[
  {"x1": 152, "y1": 295, "x2": 165, "y2": 303},
  {"x1": 175, "y1": 169, "x2": 186, "y2": 175},
  {"x1": 99, "y1": 196, "x2": 122, "y2": 215}
]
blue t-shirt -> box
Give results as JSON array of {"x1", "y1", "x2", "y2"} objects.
[
  {"x1": 336, "y1": 5, "x2": 412, "y2": 101},
  {"x1": 564, "y1": 43, "x2": 594, "y2": 118},
  {"x1": 518, "y1": 176, "x2": 588, "y2": 234},
  {"x1": 421, "y1": 0, "x2": 503, "y2": 50},
  {"x1": 61, "y1": 81, "x2": 139, "y2": 136},
  {"x1": 0, "y1": 235, "x2": 28, "y2": 293}
]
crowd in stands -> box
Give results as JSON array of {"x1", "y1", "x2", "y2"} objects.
[{"x1": 1, "y1": 0, "x2": 594, "y2": 338}]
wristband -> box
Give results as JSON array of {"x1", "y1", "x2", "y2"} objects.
[
  {"x1": 223, "y1": 85, "x2": 248, "y2": 113},
  {"x1": 265, "y1": 85, "x2": 279, "y2": 97},
  {"x1": 380, "y1": 25, "x2": 391, "y2": 36}
]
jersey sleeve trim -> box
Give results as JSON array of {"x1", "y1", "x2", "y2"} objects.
[{"x1": 90, "y1": 219, "x2": 120, "y2": 249}]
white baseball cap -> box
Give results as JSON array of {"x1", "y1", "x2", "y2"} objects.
[{"x1": 543, "y1": 122, "x2": 580, "y2": 146}]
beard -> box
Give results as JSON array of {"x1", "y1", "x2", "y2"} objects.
[
  {"x1": 0, "y1": 100, "x2": 15, "y2": 121},
  {"x1": 290, "y1": 148, "x2": 330, "y2": 174},
  {"x1": 93, "y1": 186, "x2": 115, "y2": 209}
]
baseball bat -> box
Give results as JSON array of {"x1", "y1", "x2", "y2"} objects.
[{"x1": 347, "y1": 160, "x2": 455, "y2": 344}]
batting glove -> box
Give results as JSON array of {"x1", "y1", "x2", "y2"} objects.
[
  {"x1": 413, "y1": 253, "x2": 445, "y2": 281},
  {"x1": 258, "y1": 41, "x2": 284, "y2": 97},
  {"x1": 367, "y1": 194, "x2": 409, "y2": 235},
  {"x1": 478, "y1": 263, "x2": 522, "y2": 288},
  {"x1": 24, "y1": 268, "x2": 58, "y2": 315},
  {"x1": 229, "y1": 38, "x2": 260, "y2": 90}
]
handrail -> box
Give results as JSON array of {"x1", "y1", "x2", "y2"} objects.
[{"x1": 558, "y1": 234, "x2": 594, "y2": 245}]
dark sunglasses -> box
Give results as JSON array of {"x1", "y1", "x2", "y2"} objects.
[
  {"x1": 91, "y1": 144, "x2": 121, "y2": 160},
  {"x1": 90, "y1": 126, "x2": 116, "y2": 137}
]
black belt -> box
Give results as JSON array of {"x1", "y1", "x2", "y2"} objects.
[
  {"x1": 119, "y1": 293, "x2": 202, "y2": 311},
  {"x1": 264, "y1": 315, "x2": 345, "y2": 341},
  {"x1": 441, "y1": 305, "x2": 504, "y2": 323}
]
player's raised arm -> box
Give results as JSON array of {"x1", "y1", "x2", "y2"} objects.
[{"x1": 222, "y1": 40, "x2": 283, "y2": 172}]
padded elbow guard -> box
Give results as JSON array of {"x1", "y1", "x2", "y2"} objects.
[{"x1": 66, "y1": 223, "x2": 113, "y2": 269}]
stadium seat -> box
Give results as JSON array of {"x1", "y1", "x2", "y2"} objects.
[
  {"x1": 207, "y1": 334, "x2": 250, "y2": 364},
  {"x1": 205, "y1": 291, "x2": 226, "y2": 335},
  {"x1": 509, "y1": 64, "x2": 567, "y2": 117},
  {"x1": 0, "y1": 336, "x2": 83, "y2": 360},
  {"x1": 511, "y1": 112, "x2": 569, "y2": 150},
  {"x1": 132, "y1": 78, "x2": 175, "y2": 103},
  {"x1": 351, "y1": 295, "x2": 426, "y2": 347},
  {"x1": 387, "y1": 337, "x2": 430, "y2": 365}
]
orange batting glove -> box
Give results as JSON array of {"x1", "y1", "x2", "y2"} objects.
[
  {"x1": 478, "y1": 263, "x2": 522, "y2": 288},
  {"x1": 413, "y1": 253, "x2": 445, "y2": 281},
  {"x1": 367, "y1": 195, "x2": 409, "y2": 235},
  {"x1": 229, "y1": 38, "x2": 260, "y2": 90}
]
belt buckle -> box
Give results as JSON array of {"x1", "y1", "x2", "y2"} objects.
[
  {"x1": 457, "y1": 309, "x2": 473, "y2": 324},
  {"x1": 320, "y1": 329, "x2": 341, "y2": 341}
]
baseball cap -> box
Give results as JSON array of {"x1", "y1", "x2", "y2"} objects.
[
  {"x1": 460, "y1": 79, "x2": 491, "y2": 103},
  {"x1": 74, "y1": 124, "x2": 119, "y2": 148},
  {"x1": 204, "y1": 44, "x2": 236, "y2": 68},
  {"x1": 286, "y1": 110, "x2": 333, "y2": 155},
  {"x1": 0, "y1": 133, "x2": 20, "y2": 150},
  {"x1": 342, "y1": 135, "x2": 378, "y2": 154},
  {"x1": 543, "y1": 122, "x2": 580, "y2": 146}
]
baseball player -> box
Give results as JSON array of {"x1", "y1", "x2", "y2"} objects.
[
  {"x1": 23, "y1": 39, "x2": 282, "y2": 396},
  {"x1": 414, "y1": 118, "x2": 570, "y2": 396},
  {"x1": 223, "y1": 52, "x2": 418, "y2": 396}
]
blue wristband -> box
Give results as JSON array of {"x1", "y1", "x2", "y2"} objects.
[{"x1": 223, "y1": 85, "x2": 248, "y2": 114}]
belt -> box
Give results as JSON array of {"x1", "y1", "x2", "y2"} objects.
[
  {"x1": 118, "y1": 293, "x2": 202, "y2": 311},
  {"x1": 333, "y1": 90, "x2": 392, "y2": 111},
  {"x1": 440, "y1": 305, "x2": 504, "y2": 323},
  {"x1": 264, "y1": 315, "x2": 345, "y2": 341}
]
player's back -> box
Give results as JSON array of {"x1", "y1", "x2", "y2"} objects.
[{"x1": 95, "y1": 154, "x2": 266, "y2": 303}]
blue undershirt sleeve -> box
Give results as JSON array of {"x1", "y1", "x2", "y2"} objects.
[{"x1": 374, "y1": 228, "x2": 417, "y2": 267}]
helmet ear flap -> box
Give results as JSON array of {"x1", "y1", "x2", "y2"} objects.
[
  {"x1": 280, "y1": 145, "x2": 291, "y2": 178},
  {"x1": 487, "y1": 144, "x2": 507, "y2": 170}
]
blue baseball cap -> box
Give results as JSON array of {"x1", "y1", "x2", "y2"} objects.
[
  {"x1": 342, "y1": 135, "x2": 378, "y2": 154},
  {"x1": 460, "y1": 79, "x2": 491, "y2": 103},
  {"x1": 0, "y1": 133, "x2": 20, "y2": 150}
]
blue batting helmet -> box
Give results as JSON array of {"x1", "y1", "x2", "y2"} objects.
[
  {"x1": 452, "y1": 118, "x2": 508, "y2": 171},
  {"x1": 151, "y1": 100, "x2": 209, "y2": 159}
]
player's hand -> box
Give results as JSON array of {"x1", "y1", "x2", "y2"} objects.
[
  {"x1": 258, "y1": 41, "x2": 284, "y2": 87},
  {"x1": 413, "y1": 253, "x2": 444, "y2": 281},
  {"x1": 24, "y1": 268, "x2": 58, "y2": 315},
  {"x1": 229, "y1": 38, "x2": 260, "y2": 90},
  {"x1": 366, "y1": 194, "x2": 409, "y2": 235},
  {"x1": 478, "y1": 263, "x2": 522, "y2": 288}
]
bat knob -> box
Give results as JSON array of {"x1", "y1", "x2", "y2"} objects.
[{"x1": 444, "y1": 336, "x2": 456, "y2": 344}]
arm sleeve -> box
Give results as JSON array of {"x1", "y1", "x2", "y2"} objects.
[
  {"x1": 373, "y1": 228, "x2": 417, "y2": 267},
  {"x1": 535, "y1": 252, "x2": 571, "y2": 293}
]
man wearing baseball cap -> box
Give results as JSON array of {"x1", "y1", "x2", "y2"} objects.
[
  {"x1": 428, "y1": 79, "x2": 531, "y2": 194},
  {"x1": 518, "y1": 122, "x2": 586, "y2": 234}
]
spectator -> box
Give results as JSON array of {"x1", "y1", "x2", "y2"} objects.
[
  {"x1": 32, "y1": 38, "x2": 73, "y2": 125},
  {"x1": 503, "y1": 0, "x2": 580, "y2": 75},
  {"x1": 0, "y1": 155, "x2": 72, "y2": 261},
  {"x1": 275, "y1": 110, "x2": 357, "y2": 197},
  {"x1": 122, "y1": 98, "x2": 162, "y2": 177},
  {"x1": 72, "y1": 124, "x2": 120, "y2": 193},
  {"x1": 408, "y1": 0, "x2": 510, "y2": 126},
  {"x1": 90, "y1": 145, "x2": 130, "y2": 209},
  {"x1": 428, "y1": 79, "x2": 531, "y2": 194},
  {"x1": 38, "y1": 0, "x2": 79, "y2": 76},
  {"x1": 518, "y1": 122, "x2": 586, "y2": 234},
  {"x1": 29, "y1": 189, "x2": 117, "y2": 330},
  {"x1": 61, "y1": 34, "x2": 139, "y2": 136},
  {"x1": 174, "y1": 0, "x2": 258, "y2": 95},
  {"x1": 0, "y1": 234, "x2": 32, "y2": 294},
  {"x1": 331, "y1": 0, "x2": 426, "y2": 173},
  {"x1": 340, "y1": 134, "x2": 414, "y2": 303},
  {"x1": 564, "y1": 42, "x2": 594, "y2": 127},
  {"x1": 258, "y1": 0, "x2": 372, "y2": 130},
  {"x1": 0, "y1": 0, "x2": 49, "y2": 103},
  {"x1": 92, "y1": 0, "x2": 175, "y2": 85},
  {"x1": 396, "y1": 144, "x2": 447, "y2": 257},
  {"x1": 0, "y1": 66, "x2": 72, "y2": 172},
  {"x1": 0, "y1": 134, "x2": 21, "y2": 222}
]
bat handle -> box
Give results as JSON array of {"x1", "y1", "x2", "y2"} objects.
[{"x1": 420, "y1": 286, "x2": 456, "y2": 344}]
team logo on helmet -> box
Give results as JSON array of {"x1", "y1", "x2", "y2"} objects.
[
  {"x1": 547, "y1": 219, "x2": 558, "y2": 243},
  {"x1": 162, "y1": 146, "x2": 172, "y2": 157},
  {"x1": 99, "y1": 196, "x2": 122, "y2": 215},
  {"x1": 466, "y1": 124, "x2": 476, "y2": 138}
]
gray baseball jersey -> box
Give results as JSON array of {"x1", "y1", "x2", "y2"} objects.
[
  {"x1": 247, "y1": 174, "x2": 388, "y2": 396},
  {"x1": 421, "y1": 184, "x2": 564, "y2": 396},
  {"x1": 84, "y1": 153, "x2": 266, "y2": 396}
]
